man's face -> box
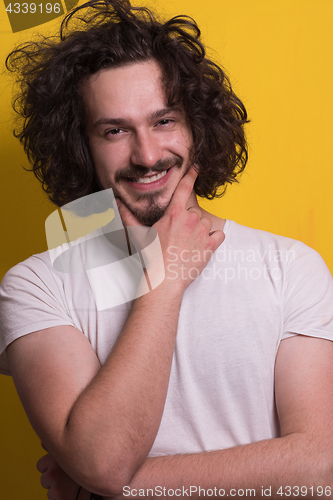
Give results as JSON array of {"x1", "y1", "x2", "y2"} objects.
[{"x1": 82, "y1": 60, "x2": 194, "y2": 226}]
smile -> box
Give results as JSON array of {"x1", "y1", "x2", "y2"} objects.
[
  {"x1": 124, "y1": 166, "x2": 174, "y2": 192},
  {"x1": 131, "y1": 169, "x2": 169, "y2": 184}
]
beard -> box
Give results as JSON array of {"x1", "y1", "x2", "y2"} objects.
[
  {"x1": 121, "y1": 194, "x2": 168, "y2": 226},
  {"x1": 109, "y1": 155, "x2": 186, "y2": 226}
]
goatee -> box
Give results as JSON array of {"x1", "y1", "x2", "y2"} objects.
[{"x1": 122, "y1": 196, "x2": 168, "y2": 226}]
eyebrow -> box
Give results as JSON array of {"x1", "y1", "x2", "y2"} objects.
[{"x1": 93, "y1": 106, "x2": 184, "y2": 129}]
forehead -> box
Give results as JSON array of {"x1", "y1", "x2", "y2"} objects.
[{"x1": 81, "y1": 60, "x2": 168, "y2": 124}]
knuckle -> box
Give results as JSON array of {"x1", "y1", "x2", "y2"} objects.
[
  {"x1": 182, "y1": 179, "x2": 192, "y2": 191},
  {"x1": 167, "y1": 205, "x2": 180, "y2": 220},
  {"x1": 201, "y1": 216, "x2": 212, "y2": 229},
  {"x1": 187, "y1": 210, "x2": 200, "y2": 224}
]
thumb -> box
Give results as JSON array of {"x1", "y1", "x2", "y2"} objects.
[{"x1": 114, "y1": 198, "x2": 142, "y2": 227}]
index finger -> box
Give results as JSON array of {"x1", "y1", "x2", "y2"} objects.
[{"x1": 168, "y1": 165, "x2": 198, "y2": 209}]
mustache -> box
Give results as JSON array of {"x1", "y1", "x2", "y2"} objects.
[{"x1": 114, "y1": 156, "x2": 183, "y2": 182}]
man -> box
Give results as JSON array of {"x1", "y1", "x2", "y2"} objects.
[{"x1": 1, "y1": 1, "x2": 333, "y2": 499}]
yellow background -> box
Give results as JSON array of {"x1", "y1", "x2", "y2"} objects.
[{"x1": 0, "y1": 0, "x2": 332, "y2": 497}]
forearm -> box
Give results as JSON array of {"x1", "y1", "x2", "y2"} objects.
[
  {"x1": 122, "y1": 433, "x2": 332, "y2": 499},
  {"x1": 61, "y1": 282, "x2": 184, "y2": 494},
  {"x1": 36, "y1": 433, "x2": 332, "y2": 500},
  {"x1": 115, "y1": 337, "x2": 333, "y2": 500}
]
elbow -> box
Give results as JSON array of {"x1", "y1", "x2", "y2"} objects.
[
  {"x1": 78, "y1": 453, "x2": 141, "y2": 496},
  {"x1": 85, "y1": 476, "x2": 128, "y2": 498},
  {"x1": 61, "y1": 428, "x2": 145, "y2": 495},
  {"x1": 298, "y1": 434, "x2": 333, "y2": 488},
  {"x1": 88, "y1": 470, "x2": 134, "y2": 497},
  {"x1": 319, "y1": 447, "x2": 333, "y2": 486}
]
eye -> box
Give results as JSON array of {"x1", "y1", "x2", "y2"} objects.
[
  {"x1": 157, "y1": 119, "x2": 174, "y2": 126},
  {"x1": 105, "y1": 128, "x2": 123, "y2": 136}
]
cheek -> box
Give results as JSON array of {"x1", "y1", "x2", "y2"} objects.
[
  {"x1": 172, "y1": 128, "x2": 193, "y2": 152},
  {"x1": 89, "y1": 142, "x2": 122, "y2": 178}
]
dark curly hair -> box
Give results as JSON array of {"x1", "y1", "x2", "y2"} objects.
[{"x1": 6, "y1": 0, "x2": 249, "y2": 207}]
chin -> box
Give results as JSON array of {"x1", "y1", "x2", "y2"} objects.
[{"x1": 122, "y1": 193, "x2": 171, "y2": 227}]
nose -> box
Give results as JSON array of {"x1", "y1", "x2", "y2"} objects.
[{"x1": 130, "y1": 129, "x2": 163, "y2": 168}]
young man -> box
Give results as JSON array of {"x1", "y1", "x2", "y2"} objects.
[{"x1": 1, "y1": 1, "x2": 333, "y2": 499}]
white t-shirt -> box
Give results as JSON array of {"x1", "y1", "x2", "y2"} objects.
[{"x1": 1, "y1": 220, "x2": 333, "y2": 455}]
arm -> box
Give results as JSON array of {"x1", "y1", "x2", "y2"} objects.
[
  {"x1": 119, "y1": 335, "x2": 333, "y2": 498},
  {"x1": 7, "y1": 167, "x2": 224, "y2": 496},
  {"x1": 37, "y1": 335, "x2": 333, "y2": 499}
]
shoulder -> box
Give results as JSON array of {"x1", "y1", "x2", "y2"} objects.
[
  {"x1": 222, "y1": 220, "x2": 333, "y2": 341},
  {"x1": 0, "y1": 251, "x2": 76, "y2": 376},
  {"x1": 1, "y1": 251, "x2": 57, "y2": 295},
  {"x1": 224, "y1": 220, "x2": 328, "y2": 267},
  {"x1": 225, "y1": 219, "x2": 301, "y2": 248},
  {"x1": 218, "y1": 219, "x2": 332, "y2": 300}
]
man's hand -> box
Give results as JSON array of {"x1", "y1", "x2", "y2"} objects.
[
  {"x1": 117, "y1": 166, "x2": 225, "y2": 292},
  {"x1": 37, "y1": 452, "x2": 121, "y2": 500},
  {"x1": 8, "y1": 167, "x2": 222, "y2": 496},
  {"x1": 9, "y1": 166, "x2": 224, "y2": 496},
  {"x1": 37, "y1": 453, "x2": 87, "y2": 500}
]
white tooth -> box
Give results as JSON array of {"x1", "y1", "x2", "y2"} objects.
[{"x1": 135, "y1": 170, "x2": 168, "y2": 184}]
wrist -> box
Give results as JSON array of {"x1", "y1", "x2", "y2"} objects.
[
  {"x1": 76, "y1": 487, "x2": 93, "y2": 500},
  {"x1": 139, "y1": 275, "x2": 185, "y2": 305}
]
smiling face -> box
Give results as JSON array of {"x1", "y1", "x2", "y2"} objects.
[{"x1": 81, "y1": 60, "x2": 194, "y2": 226}]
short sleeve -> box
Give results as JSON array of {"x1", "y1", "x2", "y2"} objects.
[
  {"x1": 283, "y1": 242, "x2": 333, "y2": 341},
  {"x1": 0, "y1": 255, "x2": 76, "y2": 375}
]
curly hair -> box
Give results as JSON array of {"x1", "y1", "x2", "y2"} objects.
[{"x1": 6, "y1": 0, "x2": 249, "y2": 207}]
